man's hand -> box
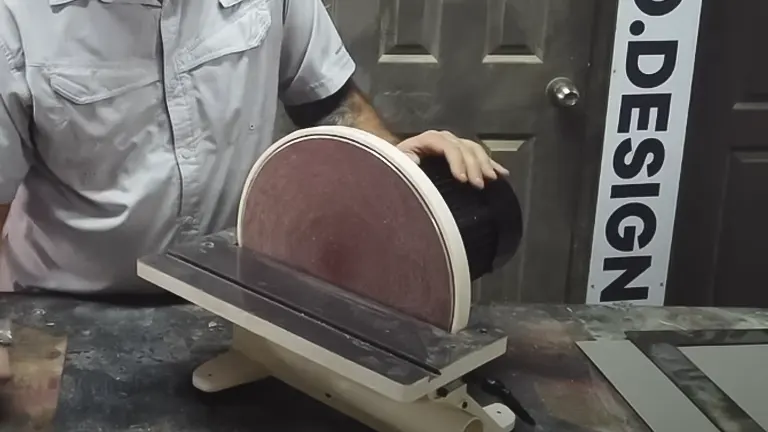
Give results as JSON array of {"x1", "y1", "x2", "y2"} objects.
[
  {"x1": 398, "y1": 131, "x2": 509, "y2": 189},
  {"x1": 293, "y1": 80, "x2": 509, "y2": 188}
]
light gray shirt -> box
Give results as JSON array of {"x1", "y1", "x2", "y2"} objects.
[{"x1": 0, "y1": 0, "x2": 356, "y2": 293}]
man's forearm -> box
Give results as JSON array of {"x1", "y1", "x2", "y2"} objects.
[
  {"x1": 284, "y1": 79, "x2": 400, "y2": 144},
  {"x1": 314, "y1": 85, "x2": 401, "y2": 145}
]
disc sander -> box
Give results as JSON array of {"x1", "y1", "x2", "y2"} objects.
[{"x1": 237, "y1": 126, "x2": 523, "y2": 333}]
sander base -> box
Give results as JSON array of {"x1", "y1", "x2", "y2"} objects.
[
  {"x1": 137, "y1": 231, "x2": 516, "y2": 432},
  {"x1": 194, "y1": 327, "x2": 516, "y2": 432}
]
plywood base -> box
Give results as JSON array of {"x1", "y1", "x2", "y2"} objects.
[{"x1": 194, "y1": 326, "x2": 516, "y2": 432}]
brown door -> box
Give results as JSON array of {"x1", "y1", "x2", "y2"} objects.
[
  {"x1": 668, "y1": 0, "x2": 768, "y2": 307},
  {"x1": 281, "y1": 0, "x2": 599, "y2": 303}
]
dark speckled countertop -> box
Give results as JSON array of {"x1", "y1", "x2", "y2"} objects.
[{"x1": 0, "y1": 292, "x2": 766, "y2": 432}]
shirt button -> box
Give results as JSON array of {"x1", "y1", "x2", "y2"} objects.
[{"x1": 179, "y1": 149, "x2": 192, "y2": 159}]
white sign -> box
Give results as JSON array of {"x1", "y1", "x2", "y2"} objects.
[{"x1": 586, "y1": 0, "x2": 702, "y2": 305}]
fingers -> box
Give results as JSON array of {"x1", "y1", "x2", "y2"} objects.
[
  {"x1": 463, "y1": 137, "x2": 498, "y2": 182},
  {"x1": 491, "y1": 159, "x2": 510, "y2": 176},
  {"x1": 397, "y1": 130, "x2": 510, "y2": 188},
  {"x1": 441, "y1": 139, "x2": 470, "y2": 184},
  {"x1": 467, "y1": 138, "x2": 509, "y2": 177},
  {"x1": 401, "y1": 131, "x2": 468, "y2": 182},
  {"x1": 402, "y1": 151, "x2": 421, "y2": 164},
  {"x1": 455, "y1": 137, "x2": 486, "y2": 189}
]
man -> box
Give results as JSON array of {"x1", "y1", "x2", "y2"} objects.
[{"x1": 0, "y1": 0, "x2": 507, "y2": 294}]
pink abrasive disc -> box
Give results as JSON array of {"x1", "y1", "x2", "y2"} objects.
[{"x1": 236, "y1": 126, "x2": 472, "y2": 333}]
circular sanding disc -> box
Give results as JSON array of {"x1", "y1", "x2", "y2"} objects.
[{"x1": 237, "y1": 126, "x2": 471, "y2": 333}]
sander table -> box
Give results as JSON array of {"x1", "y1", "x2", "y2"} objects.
[{"x1": 137, "y1": 126, "x2": 525, "y2": 432}]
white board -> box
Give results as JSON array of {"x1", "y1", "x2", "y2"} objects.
[
  {"x1": 586, "y1": 0, "x2": 703, "y2": 305},
  {"x1": 681, "y1": 345, "x2": 768, "y2": 430},
  {"x1": 578, "y1": 340, "x2": 720, "y2": 432}
]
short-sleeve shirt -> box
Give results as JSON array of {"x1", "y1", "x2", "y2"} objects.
[{"x1": 0, "y1": 0, "x2": 356, "y2": 293}]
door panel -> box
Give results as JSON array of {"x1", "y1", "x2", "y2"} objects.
[
  {"x1": 668, "y1": 1, "x2": 768, "y2": 307},
  {"x1": 277, "y1": 0, "x2": 596, "y2": 303}
]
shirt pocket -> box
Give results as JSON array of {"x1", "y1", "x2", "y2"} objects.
[
  {"x1": 173, "y1": 1, "x2": 275, "y2": 146},
  {"x1": 175, "y1": 0, "x2": 273, "y2": 74},
  {"x1": 38, "y1": 64, "x2": 164, "y2": 189}
]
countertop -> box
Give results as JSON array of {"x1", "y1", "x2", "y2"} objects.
[{"x1": 1, "y1": 293, "x2": 766, "y2": 431}]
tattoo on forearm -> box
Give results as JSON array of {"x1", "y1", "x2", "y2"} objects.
[
  {"x1": 318, "y1": 96, "x2": 357, "y2": 127},
  {"x1": 317, "y1": 87, "x2": 401, "y2": 145}
]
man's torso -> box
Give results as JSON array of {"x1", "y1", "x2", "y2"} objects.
[{"x1": 0, "y1": 0, "x2": 287, "y2": 293}]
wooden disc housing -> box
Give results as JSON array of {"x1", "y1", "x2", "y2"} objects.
[{"x1": 237, "y1": 126, "x2": 523, "y2": 333}]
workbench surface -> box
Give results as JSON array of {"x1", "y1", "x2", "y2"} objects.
[{"x1": 1, "y1": 293, "x2": 766, "y2": 432}]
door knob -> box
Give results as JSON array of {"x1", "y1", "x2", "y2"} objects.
[{"x1": 546, "y1": 77, "x2": 580, "y2": 108}]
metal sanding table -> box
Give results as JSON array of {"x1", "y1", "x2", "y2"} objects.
[{"x1": 0, "y1": 292, "x2": 766, "y2": 432}]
